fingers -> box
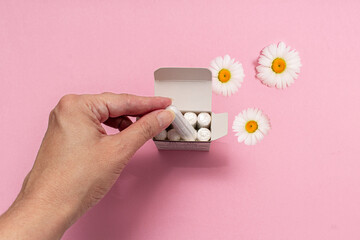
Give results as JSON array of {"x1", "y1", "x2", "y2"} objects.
[
  {"x1": 103, "y1": 116, "x2": 133, "y2": 131},
  {"x1": 113, "y1": 109, "x2": 175, "y2": 157},
  {"x1": 85, "y1": 93, "x2": 172, "y2": 123}
]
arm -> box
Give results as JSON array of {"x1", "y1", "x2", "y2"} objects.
[{"x1": 0, "y1": 93, "x2": 174, "y2": 240}]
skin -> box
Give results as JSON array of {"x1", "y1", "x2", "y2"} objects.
[{"x1": 0, "y1": 93, "x2": 175, "y2": 240}]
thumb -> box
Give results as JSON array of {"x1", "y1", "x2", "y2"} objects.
[{"x1": 113, "y1": 109, "x2": 174, "y2": 156}]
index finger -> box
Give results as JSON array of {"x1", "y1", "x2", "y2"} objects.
[{"x1": 85, "y1": 93, "x2": 172, "y2": 123}]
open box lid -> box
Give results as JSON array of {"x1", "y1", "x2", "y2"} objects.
[
  {"x1": 211, "y1": 113, "x2": 228, "y2": 140},
  {"x1": 154, "y1": 68, "x2": 212, "y2": 112}
]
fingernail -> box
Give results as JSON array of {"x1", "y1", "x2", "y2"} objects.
[{"x1": 156, "y1": 110, "x2": 175, "y2": 128}]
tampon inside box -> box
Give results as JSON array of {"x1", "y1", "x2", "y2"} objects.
[{"x1": 153, "y1": 68, "x2": 228, "y2": 151}]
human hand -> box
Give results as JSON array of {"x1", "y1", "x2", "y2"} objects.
[{"x1": 0, "y1": 93, "x2": 174, "y2": 240}]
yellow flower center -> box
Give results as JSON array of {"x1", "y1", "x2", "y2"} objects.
[
  {"x1": 271, "y1": 58, "x2": 286, "y2": 73},
  {"x1": 218, "y1": 69, "x2": 231, "y2": 83},
  {"x1": 245, "y1": 120, "x2": 258, "y2": 133}
]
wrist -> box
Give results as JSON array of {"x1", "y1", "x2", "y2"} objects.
[{"x1": 0, "y1": 192, "x2": 76, "y2": 240}]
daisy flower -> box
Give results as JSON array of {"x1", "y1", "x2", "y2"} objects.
[
  {"x1": 209, "y1": 54, "x2": 245, "y2": 96},
  {"x1": 256, "y1": 42, "x2": 301, "y2": 89},
  {"x1": 232, "y1": 108, "x2": 271, "y2": 145}
]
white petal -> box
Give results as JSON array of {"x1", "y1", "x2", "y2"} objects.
[
  {"x1": 223, "y1": 55, "x2": 231, "y2": 68},
  {"x1": 276, "y1": 42, "x2": 287, "y2": 58},
  {"x1": 268, "y1": 44, "x2": 278, "y2": 59},
  {"x1": 254, "y1": 130, "x2": 264, "y2": 142},
  {"x1": 209, "y1": 68, "x2": 219, "y2": 77},
  {"x1": 210, "y1": 63, "x2": 220, "y2": 72},
  {"x1": 262, "y1": 46, "x2": 274, "y2": 60},
  {"x1": 237, "y1": 132, "x2": 248, "y2": 143},
  {"x1": 244, "y1": 134, "x2": 252, "y2": 145},
  {"x1": 258, "y1": 55, "x2": 272, "y2": 67},
  {"x1": 251, "y1": 134, "x2": 257, "y2": 145},
  {"x1": 215, "y1": 56, "x2": 224, "y2": 69}
]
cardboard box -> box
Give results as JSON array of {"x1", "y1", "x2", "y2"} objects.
[{"x1": 153, "y1": 68, "x2": 228, "y2": 151}]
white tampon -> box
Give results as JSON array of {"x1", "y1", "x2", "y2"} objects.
[
  {"x1": 197, "y1": 112, "x2": 211, "y2": 128},
  {"x1": 197, "y1": 128, "x2": 211, "y2": 141},
  {"x1": 166, "y1": 105, "x2": 197, "y2": 141},
  {"x1": 167, "y1": 129, "x2": 181, "y2": 141},
  {"x1": 154, "y1": 130, "x2": 167, "y2": 140},
  {"x1": 183, "y1": 112, "x2": 197, "y2": 128}
]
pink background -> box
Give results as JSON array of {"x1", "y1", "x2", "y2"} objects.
[{"x1": 1, "y1": 0, "x2": 360, "y2": 239}]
